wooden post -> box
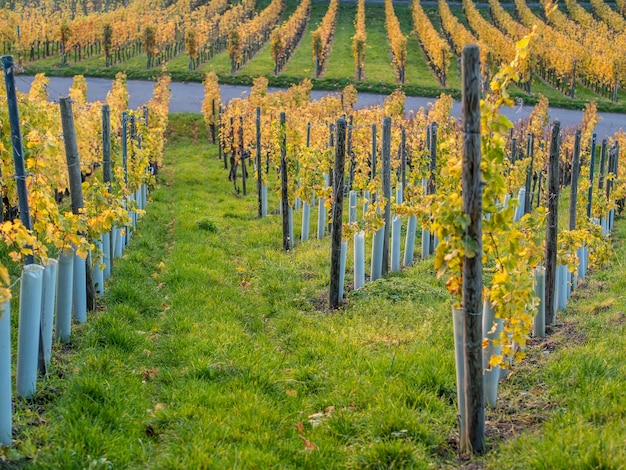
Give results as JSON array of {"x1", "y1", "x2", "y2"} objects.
[
  {"x1": 545, "y1": 120, "x2": 561, "y2": 326},
  {"x1": 239, "y1": 116, "x2": 246, "y2": 196},
  {"x1": 102, "y1": 104, "x2": 112, "y2": 185},
  {"x1": 329, "y1": 118, "x2": 347, "y2": 309},
  {"x1": 60, "y1": 97, "x2": 96, "y2": 313},
  {"x1": 587, "y1": 134, "x2": 597, "y2": 218},
  {"x1": 569, "y1": 130, "x2": 581, "y2": 230},
  {"x1": 461, "y1": 44, "x2": 484, "y2": 455},
  {"x1": 256, "y1": 107, "x2": 262, "y2": 218},
  {"x1": 428, "y1": 123, "x2": 438, "y2": 197},
  {"x1": 2, "y1": 55, "x2": 33, "y2": 264},
  {"x1": 524, "y1": 133, "x2": 534, "y2": 215},
  {"x1": 401, "y1": 127, "x2": 407, "y2": 190},
  {"x1": 371, "y1": 124, "x2": 377, "y2": 180},
  {"x1": 121, "y1": 111, "x2": 129, "y2": 187},
  {"x1": 280, "y1": 112, "x2": 289, "y2": 250},
  {"x1": 598, "y1": 139, "x2": 608, "y2": 191},
  {"x1": 381, "y1": 117, "x2": 391, "y2": 276}
]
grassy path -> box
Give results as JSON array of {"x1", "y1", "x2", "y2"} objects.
[
  {"x1": 323, "y1": 3, "x2": 357, "y2": 81},
  {"x1": 239, "y1": 0, "x2": 302, "y2": 77},
  {"x1": 362, "y1": 4, "x2": 397, "y2": 83},
  {"x1": 5, "y1": 115, "x2": 626, "y2": 468},
  {"x1": 280, "y1": 1, "x2": 328, "y2": 78}
]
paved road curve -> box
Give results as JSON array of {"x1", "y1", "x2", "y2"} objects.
[{"x1": 14, "y1": 75, "x2": 626, "y2": 139}]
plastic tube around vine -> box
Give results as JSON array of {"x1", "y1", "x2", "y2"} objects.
[
  {"x1": 403, "y1": 215, "x2": 417, "y2": 266},
  {"x1": 363, "y1": 190, "x2": 370, "y2": 217},
  {"x1": 349, "y1": 191, "x2": 357, "y2": 223},
  {"x1": 288, "y1": 207, "x2": 294, "y2": 249},
  {"x1": 102, "y1": 231, "x2": 112, "y2": 281},
  {"x1": 73, "y1": 250, "x2": 87, "y2": 324},
  {"x1": 55, "y1": 249, "x2": 74, "y2": 344},
  {"x1": 483, "y1": 299, "x2": 502, "y2": 407},
  {"x1": 452, "y1": 307, "x2": 466, "y2": 443},
  {"x1": 40, "y1": 259, "x2": 58, "y2": 369},
  {"x1": 16, "y1": 264, "x2": 44, "y2": 399},
  {"x1": 577, "y1": 246, "x2": 586, "y2": 280},
  {"x1": 396, "y1": 183, "x2": 403, "y2": 205},
  {"x1": 534, "y1": 267, "x2": 546, "y2": 338},
  {"x1": 261, "y1": 184, "x2": 268, "y2": 217},
  {"x1": 421, "y1": 229, "x2": 431, "y2": 260},
  {"x1": 339, "y1": 240, "x2": 348, "y2": 299},
  {"x1": 371, "y1": 225, "x2": 384, "y2": 281},
  {"x1": 93, "y1": 239, "x2": 104, "y2": 295},
  {"x1": 354, "y1": 231, "x2": 365, "y2": 290},
  {"x1": 0, "y1": 301, "x2": 11, "y2": 445},
  {"x1": 301, "y1": 202, "x2": 310, "y2": 241},
  {"x1": 557, "y1": 264, "x2": 568, "y2": 313},
  {"x1": 391, "y1": 216, "x2": 401, "y2": 273},
  {"x1": 317, "y1": 198, "x2": 326, "y2": 240}
]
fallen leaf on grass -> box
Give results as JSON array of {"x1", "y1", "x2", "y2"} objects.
[
  {"x1": 142, "y1": 367, "x2": 159, "y2": 381},
  {"x1": 298, "y1": 434, "x2": 318, "y2": 451},
  {"x1": 285, "y1": 389, "x2": 298, "y2": 397}
]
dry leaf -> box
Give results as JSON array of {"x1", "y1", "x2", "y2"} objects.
[
  {"x1": 298, "y1": 434, "x2": 318, "y2": 451},
  {"x1": 285, "y1": 389, "x2": 298, "y2": 397}
]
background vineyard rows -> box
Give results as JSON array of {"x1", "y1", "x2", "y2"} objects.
[{"x1": 4, "y1": 0, "x2": 626, "y2": 112}]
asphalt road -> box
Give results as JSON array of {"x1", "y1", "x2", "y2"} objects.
[{"x1": 13, "y1": 75, "x2": 626, "y2": 140}]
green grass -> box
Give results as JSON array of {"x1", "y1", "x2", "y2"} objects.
[
  {"x1": 3, "y1": 114, "x2": 626, "y2": 468},
  {"x1": 362, "y1": 4, "x2": 397, "y2": 84},
  {"x1": 16, "y1": 0, "x2": 626, "y2": 112},
  {"x1": 397, "y1": 5, "x2": 439, "y2": 89},
  {"x1": 280, "y1": 1, "x2": 328, "y2": 79},
  {"x1": 239, "y1": 0, "x2": 301, "y2": 76},
  {"x1": 323, "y1": 3, "x2": 357, "y2": 81}
]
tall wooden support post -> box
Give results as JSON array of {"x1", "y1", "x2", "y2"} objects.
[
  {"x1": 545, "y1": 121, "x2": 561, "y2": 326},
  {"x1": 60, "y1": 97, "x2": 95, "y2": 312},
  {"x1": 598, "y1": 139, "x2": 608, "y2": 192},
  {"x1": 461, "y1": 45, "x2": 484, "y2": 455},
  {"x1": 401, "y1": 127, "x2": 407, "y2": 190},
  {"x1": 220, "y1": 106, "x2": 226, "y2": 169},
  {"x1": 348, "y1": 116, "x2": 355, "y2": 190},
  {"x1": 239, "y1": 116, "x2": 246, "y2": 196},
  {"x1": 381, "y1": 117, "x2": 391, "y2": 276},
  {"x1": 2, "y1": 55, "x2": 34, "y2": 264},
  {"x1": 279, "y1": 112, "x2": 289, "y2": 250},
  {"x1": 256, "y1": 107, "x2": 262, "y2": 218},
  {"x1": 524, "y1": 133, "x2": 534, "y2": 215},
  {"x1": 328, "y1": 123, "x2": 335, "y2": 234},
  {"x1": 371, "y1": 124, "x2": 377, "y2": 180},
  {"x1": 102, "y1": 104, "x2": 112, "y2": 185},
  {"x1": 569, "y1": 130, "x2": 581, "y2": 230},
  {"x1": 329, "y1": 119, "x2": 347, "y2": 309},
  {"x1": 429, "y1": 122, "x2": 438, "y2": 254},
  {"x1": 121, "y1": 111, "x2": 129, "y2": 186},
  {"x1": 587, "y1": 133, "x2": 597, "y2": 218}
]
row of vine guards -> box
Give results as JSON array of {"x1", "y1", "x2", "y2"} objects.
[
  {"x1": 212, "y1": 41, "x2": 621, "y2": 456},
  {"x1": 0, "y1": 57, "x2": 165, "y2": 447}
]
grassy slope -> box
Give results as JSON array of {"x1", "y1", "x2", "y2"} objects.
[
  {"x1": 16, "y1": 1, "x2": 626, "y2": 111},
  {"x1": 280, "y1": 1, "x2": 328, "y2": 79},
  {"x1": 3, "y1": 114, "x2": 625, "y2": 468},
  {"x1": 362, "y1": 3, "x2": 397, "y2": 84},
  {"x1": 323, "y1": 3, "x2": 357, "y2": 81}
]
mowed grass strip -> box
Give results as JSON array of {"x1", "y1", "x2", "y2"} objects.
[
  {"x1": 362, "y1": 3, "x2": 397, "y2": 84},
  {"x1": 280, "y1": 0, "x2": 329, "y2": 78},
  {"x1": 239, "y1": 0, "x2": 302, "y2": 76},
  {"x1": 395, "y1": 3, "x2": 439, "y2": 89},
  {"x1": 323, "y1": 3, "x2": 357, "y2": 80}
]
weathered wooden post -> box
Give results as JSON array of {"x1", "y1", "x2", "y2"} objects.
[
  {"x1": 545, "y1": 121, "x2": 561, "y2": 326},
  {"x1": 256, "y1": 107, "x2": 263, "y2": 218},
  {"x1": 461, "y1": 44, "x2": 484, "y2": 455},
  {"x1": 329, "y1": 118, "x2": 347, "y2": 309},
  {"x1": 381, "y1": 117, "x2": 391, "y2": 275},
  {"x1": 569, "y1": 130, "x2": 581, "y2": 231},
  {"x1": 280, "y1": 112, "x2": 289, "y2": 250}
]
